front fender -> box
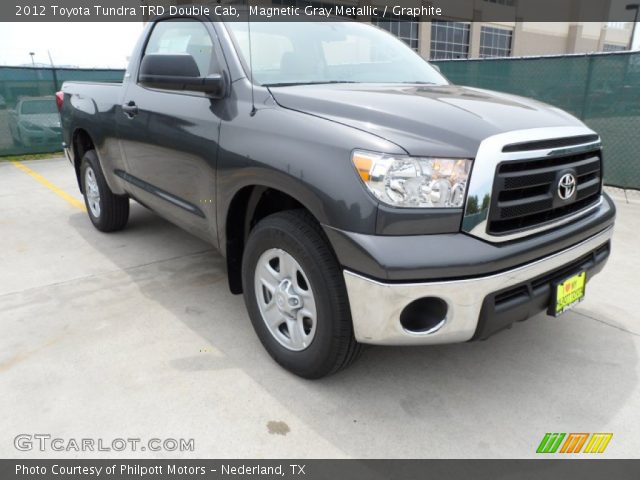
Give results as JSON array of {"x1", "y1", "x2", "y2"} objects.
[{"x1": 216, "y1": 104, "x2": 404, "y2": 244}]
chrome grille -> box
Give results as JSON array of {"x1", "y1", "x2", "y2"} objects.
[{"x1": 487, "y1": 146, "x2": 602, "y2": 235}]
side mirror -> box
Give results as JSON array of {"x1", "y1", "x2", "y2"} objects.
[
  {"x1": 431, "y1": 64, "x2": 441, "y2": 73},
  {"x1": 138, "y1": 53, "x2": 226, "y2": 98}
]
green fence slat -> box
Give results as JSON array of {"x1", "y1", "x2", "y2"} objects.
[
  {"x1": 0, "y1": 67, "x2": 124, "y2": 157},
  {"x1": 2, "y1": 55, "x2": 638, "y2": 190},
  {"x1": 434, "y1": 52, "x2": 640, "y2": 190}
]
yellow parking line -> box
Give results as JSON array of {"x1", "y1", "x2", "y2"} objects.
[{"x1": 12, "y1": 161, "x2": 86, "y2": 211}]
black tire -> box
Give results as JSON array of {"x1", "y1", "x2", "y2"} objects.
[
  {"x1": 80, "y1": 150, "x2": 129, "y2": 232},
  {"x1": 242, "y1": 210, "x2": 361, "y2": 379}
]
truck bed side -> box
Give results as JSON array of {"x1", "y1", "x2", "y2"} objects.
[{"x1": 60, "y1": 81, "x2": 128, "y2": 195}]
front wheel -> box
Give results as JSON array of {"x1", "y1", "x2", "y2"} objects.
[{"x1": 242, "y1": 210, "x2": 361, "y2": 378}]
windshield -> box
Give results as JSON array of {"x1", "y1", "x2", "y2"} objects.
[
  {"x1": 226, "y1": 22, "x2": 448, "y2": 86},
  {"x1": 21, "y1": 99, "x2": 57, "y2": 114}
]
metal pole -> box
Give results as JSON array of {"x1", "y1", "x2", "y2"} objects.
[
  {"x1": 626, "y1": 5, "x2": 639, "y2": 50},
  {"x1": 630, "y1": 10, "x2": 638, "y2": 50},
  {"x1": 48, "y1": 50, "x2": 59, "y2": 91}
]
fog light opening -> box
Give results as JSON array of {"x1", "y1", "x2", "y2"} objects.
[{"x1": 400, "y1": 297, "x2": 448, "y2": 334}]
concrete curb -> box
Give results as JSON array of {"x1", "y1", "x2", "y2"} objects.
[{"x1": 604, "y1": 186, "x2": 640, "y2": 205}]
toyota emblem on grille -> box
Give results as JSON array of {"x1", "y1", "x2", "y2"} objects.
[{"x1": 558, "y1": 173, "x2": 577, "y2": 201}]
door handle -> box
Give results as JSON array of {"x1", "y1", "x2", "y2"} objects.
[{"x1": 122, "y1": 101, "x2": 138, "y2": 117}]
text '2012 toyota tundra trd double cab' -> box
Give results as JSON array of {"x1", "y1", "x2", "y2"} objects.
[{"x1": 59, "y1": 16, "x2": 615, "y2": 378}]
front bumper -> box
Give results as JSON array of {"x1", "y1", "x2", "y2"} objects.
[{"x1": 343, "y1": 225, "x2": 613, "y2": 345}]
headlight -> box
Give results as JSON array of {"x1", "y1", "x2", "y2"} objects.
[{"x1": 352, "y1": 150, "x2": 472, "y2": 208}]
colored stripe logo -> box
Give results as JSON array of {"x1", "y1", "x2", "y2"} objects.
[
  {"x1": 537, "y1": 433, "x2": 612, "y2": 454},
  {"x1": 583, "y1": 433, "x2": 614, "y2": 453}
]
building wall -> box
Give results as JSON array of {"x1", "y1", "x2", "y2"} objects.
[
  {"x1": 409, "y1": 20, "x2": 631, "y2": 59},
  {"x1": 418, "y1": 21, "x2": 631, "y2": 58},
  {"x1": 365, "y1": 2, "x2": 633, "y2": 58},
  {"x1": 178, "y1": 0, "x2": 634, "y2": 58},
  {"x1": 359, "y1": 1, "x2": 633, "y2": 57},
  {"x1": 513, "y1": 28, "x2": 569, "y2": 56},
  {"x1": 368, "y1": 1, "x2": 632, "y2": 57}
]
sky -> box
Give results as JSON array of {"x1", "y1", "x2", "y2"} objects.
[
  {"x1": 0, "y1": 22, "x2": 638, "y2": 69},
  {"x1": 0, "y1": 23, "x2": 144, "y2": 68}
]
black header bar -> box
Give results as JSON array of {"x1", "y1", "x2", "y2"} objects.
[
  {"x1": 1, "y1": 459, "x2": 640, "y2": 480},
  {"x1": 4, "y1": 0, "x2": 640, "y2": 22}
]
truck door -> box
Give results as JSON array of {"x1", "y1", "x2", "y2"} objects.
[{"x1": 117, "y1": 18, "x2": 224, "y2": 242}]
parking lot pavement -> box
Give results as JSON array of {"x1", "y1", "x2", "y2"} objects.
[{"x1": 1, "y1": 157, "x2": 639, "y2": 459}]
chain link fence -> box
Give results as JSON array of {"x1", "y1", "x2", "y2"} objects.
[
  {"x1": 434, "y1": 51, "x2": 640, "y2": 190},
  {"x1": 0, "y1": 67, "x2": 124, "y2": 157},
  {"x1": 2, "y1": 53, "x2": 639, "y2": 189}
]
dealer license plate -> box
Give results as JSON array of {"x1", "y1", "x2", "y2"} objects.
[{"x1": 550, "y1": 271, "x2": 586, "y2": 316}]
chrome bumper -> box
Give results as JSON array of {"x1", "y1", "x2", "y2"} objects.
[{"x1": 343, "y1": 226, "x2": 613, "y2": 346}]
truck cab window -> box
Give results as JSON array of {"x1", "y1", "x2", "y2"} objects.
[{"x1": 144, "y1": 20, "x2": 215, "y2": 76}]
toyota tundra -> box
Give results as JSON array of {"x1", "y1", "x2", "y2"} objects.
[{"x1": 58, "y1": 17, "x2": 615, "y2": 378}]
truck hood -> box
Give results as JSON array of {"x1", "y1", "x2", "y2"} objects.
[{"x1": 269, "y1": 84, "x2": 584, "y2": 158}]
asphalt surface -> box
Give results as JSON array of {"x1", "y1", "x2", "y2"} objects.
[{"x1": 1, "y1": 157, "x2": 639, "y2": 458}]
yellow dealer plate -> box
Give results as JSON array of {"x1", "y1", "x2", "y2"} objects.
[{"x1": 552, "y1": 271, "x2": 586, "y2": 316}]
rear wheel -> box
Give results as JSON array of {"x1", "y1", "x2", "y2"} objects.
[
  {"x1": 80, "y1": 150, "x2": 129, "y2": 232},
  {"x1": 242, "y1": 210, "x2": 361, "y2": 378}
]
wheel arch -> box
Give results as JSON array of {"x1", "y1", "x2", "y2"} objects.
[
  {"x1": 71, "y1": 128, "x2": 96, "y2": 193},
  {"x1": 223, "y1": 184, "x2": 332, "y2": 295}
]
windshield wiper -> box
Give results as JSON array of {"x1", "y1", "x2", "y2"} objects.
[{"x1": 265, "y1": 81, "x2": 358, "y2": 87}]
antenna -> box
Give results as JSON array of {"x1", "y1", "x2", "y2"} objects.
[{"x1": 247, "y1": 17, "x2": 257, "y2": 116}]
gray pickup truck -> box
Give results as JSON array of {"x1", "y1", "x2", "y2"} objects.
[{"x1": 59, "y1": 16, "x2": 615, "y2": 378}]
